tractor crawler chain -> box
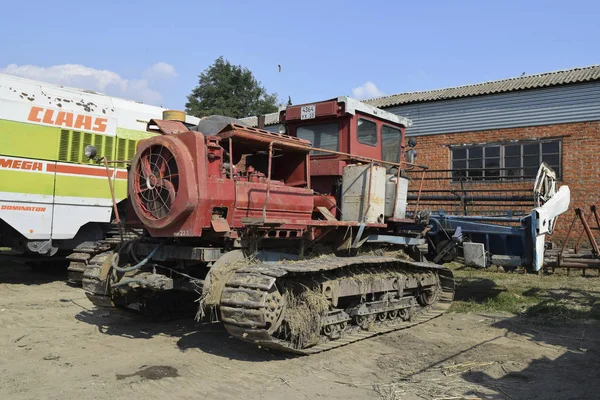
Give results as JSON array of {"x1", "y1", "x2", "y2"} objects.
[
  {"x1": 81, "y1": 243, "x2": 199, "y2": 319},
  {"x1": 68, "y1": 229, "x2": 141, "y2": 285},
  {"x1": 81, "y1": 250, "x2": 115, "y2": 307},
  {"x1": 219, "y1": 255, "x2": 454, "y2": 354}
]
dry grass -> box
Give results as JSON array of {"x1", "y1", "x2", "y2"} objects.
[
  {"x1": 282, "y1": 287, "x2": 330, "y2": 349},
  {"x1": 196, "y1": 256, "x2": 257, "y2": 321},
  {"x1": 449, "y1": 263, "x2": 600, "y2": 320}
]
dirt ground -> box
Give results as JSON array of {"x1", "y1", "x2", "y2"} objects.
[{"x1": 1, "y1": 263, "x2": 599, "y2": 400}]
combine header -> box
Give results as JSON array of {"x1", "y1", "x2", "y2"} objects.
[{"x1": 82, "y1": 97, "x2": 454, "y2": 353}]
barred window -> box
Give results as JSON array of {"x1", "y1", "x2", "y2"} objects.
[{"x1": 451, "y1": 139, "x2": 561, "y2": 181}]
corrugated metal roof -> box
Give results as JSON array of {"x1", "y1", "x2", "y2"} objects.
[{"x1": 364, "y1": 65, "x2": 600, "y2": 108}]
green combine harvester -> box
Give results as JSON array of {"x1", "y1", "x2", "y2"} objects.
[{"x1": 0, "y1": 73, "x2": 198, "y2": 281}]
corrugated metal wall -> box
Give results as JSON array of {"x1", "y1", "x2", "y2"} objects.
[{"x1": 385, "y1": 81, "x2": 600, "y2": 136}]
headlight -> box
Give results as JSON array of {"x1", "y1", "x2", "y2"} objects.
[
  {"x1": 277, "y1": 124, "x2": 287, "y2": 134},
  {"x1": 84, "y1": 145, "x2": 97, "y2": 160}
]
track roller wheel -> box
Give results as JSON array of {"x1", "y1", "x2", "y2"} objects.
[
  {"x1": 418, "y1": 285, "x2": 440, "y2": 307},
  {"x1": 323, "y1": 324, "x2": 342, "y2": 339},
  {"x1": 398, "y1": 308, "x2": 411, "y2": 321},
  {"x1": 355, "y1": 314, "x2": 375, "y2": 330},
  {"x1": 264, "y1": 285, "x2": 286, "y2": 334}
]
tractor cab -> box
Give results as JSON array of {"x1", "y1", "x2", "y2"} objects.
[{"x1": 278, "y1": 97, "x2": 412, "y2": 196}]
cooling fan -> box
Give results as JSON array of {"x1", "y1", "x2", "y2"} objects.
[{"x1": 133, "y1": 145, "x2": 179, "y2": 220}]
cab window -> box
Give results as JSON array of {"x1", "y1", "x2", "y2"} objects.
[
  {"x1": 381, "y1": 125, "x2": 402, "y2": 163},
  {"x1": 297, "y1": 122, "x2": 338, "y2": 155},
  {"x1": 357, "y1": 118, "x2": 377, "y2": 146}
]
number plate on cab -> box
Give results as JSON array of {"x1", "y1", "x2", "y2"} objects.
[{"x1": 301, "y1": 105, "x2": 316, "y2": 120}]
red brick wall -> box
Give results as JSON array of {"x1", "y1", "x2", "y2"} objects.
[{"x1": 408, "y1": 120, "x2": 600, "y2": 244}]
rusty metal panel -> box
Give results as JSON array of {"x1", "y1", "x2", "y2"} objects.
[
  {"x1": 234, "y1": 181, "x2": 313, "y2": 215},
  {"x1": 146, "y1": 119, "x2": 189, "y2": 135},
  {"x1": 285, "y1": 100, "x2": 340, "y2": 121},
  {"x1": 211, "y1": 217, "x2": 230, "y2": 232},
  {"x1": 217, "y1": 124, "x2": 312, "y2": 150}
]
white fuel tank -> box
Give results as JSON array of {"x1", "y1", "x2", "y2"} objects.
[
  {"x1": 341, "y1": 164, "x2": 386, "y2": 223},
  {"x1": 384, "y1": 174, "x2": 409, "y2": 219}
]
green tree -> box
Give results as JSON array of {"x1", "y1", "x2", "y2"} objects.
[{"x1": 185, "y1": 56, "x2": 278, "y2": 118}]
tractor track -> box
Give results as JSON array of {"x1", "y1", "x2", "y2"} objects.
[
  {"x1": 68, "y1": 229, "x2": 141, "y2": 286},
  {"x1": 220, "y1": 256, "x2": 454, "y2": 354},
  {"x1": 81, "y1": 252, "x2": 453, "y2": 353}
]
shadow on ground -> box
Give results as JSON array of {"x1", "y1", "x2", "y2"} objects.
[
  {"x1": 75, "y1": 307, "x2": 294, "y2": 362},
  {"x1": 0, "y1": 259, "x2": 69, "y2": 285},
  {"x1": 453, "y1": 277, "x2": 506, "y2": 302},
  {"x1": 522, "y1": 287, "x2": 600, "y2": 319},
  {"x1": 440, "y1": 271, "x2": 600, "y2": 399},
  {"x1": 462, "y1": 315, "x2": 600, "y2": 399}
]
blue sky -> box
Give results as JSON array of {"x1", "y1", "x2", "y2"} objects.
[{"x1": 1, "y1": 0, "x2": 598, "y2": 111}]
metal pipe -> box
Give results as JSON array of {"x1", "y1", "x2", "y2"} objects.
[
  {"x1": 591, "y1": 205, "x2": 600, "y2": 232},
  {"x1": 221, "y1": 130, "x2": 428, "y2": 171},
  {"x1": 577, "y1": 209, "x2": 600, "y2": 256},
  {"x1": 103, "y1": 159, "x2": 135, "y2": 164},
  {"x1": 433, "y1": 215, "x2": 522, "y2": 223},
  {"x1": 262, "y1": 142, "x2": 274, "y2": 221},
  {"x1": 392, "y1": 165, "x2": 401, "y2": 219},
  {"x1": 408, "y1": 189, "x2": 533, "y2": 193},
  {"x1": 573, "y1": 212, "x2": 592, "y2": 254},
  {"x1": 410, "y1": 203, "x2": 532, "y2": 209},
  {"x1": 414, "y1": 169, "x2": 425, "y2": 215},
  {"x1": 104, "y1": 157, "x2": 121, "y2": 227},
  {"x1": 407, "y1": 195, "x2": 533, "y2": 202},
  {"x1": 546, "y1": 260, "x2": 600, "y2": 268},
  {"x1": 306, "y1": 153, "x2": 311, "y2": 189},
  {"x1": 228, "y1": 137, "x2": 233, "y2": 180},
  {"x1": 560, "y1": 212, "x2": 580, "y2": 261},
  {"x1": 364, "y1": 162, "x2": 374, "y2": 222}
]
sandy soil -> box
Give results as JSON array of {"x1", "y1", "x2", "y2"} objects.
[{"x1": 1, "y1": 263, "x2": 598, "y2": 400}]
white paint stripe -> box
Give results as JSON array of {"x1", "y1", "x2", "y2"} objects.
[
  {"x1": 0, "y1": 192, "x2": 114, "y2": 207},
  {"x1": 54, "y1": 196, "x2": 114, "y2": 207},
  {"x1": 0, "y1": 155, "x2": 128, "y2": 179}
]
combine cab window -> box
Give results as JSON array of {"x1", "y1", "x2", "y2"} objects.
[
  {"x1": 297, "y1": 123, "x2": 338, "y2": 155},
  {"x1": 381, "y1": 125, "x2": 402, "y2": 163},
  {"x1": 357, "y1": 118, "x2": 377, "y2": 146}
]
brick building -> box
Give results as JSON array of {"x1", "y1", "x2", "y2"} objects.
[
  {"x1": 248, "y1": 65, "x2": 600, "y2": 243},
  {"x1": 364, "y1": 65, "x2": 600, "y2": 243}
]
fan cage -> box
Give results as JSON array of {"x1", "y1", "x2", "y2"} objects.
[{"x1": 133, "y1": 144, "x2": 179, "y2": 220}]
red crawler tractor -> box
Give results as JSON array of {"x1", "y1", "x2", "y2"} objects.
[{"x1": 82, "y1": 97, "x2": 454, "y2": 354}]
